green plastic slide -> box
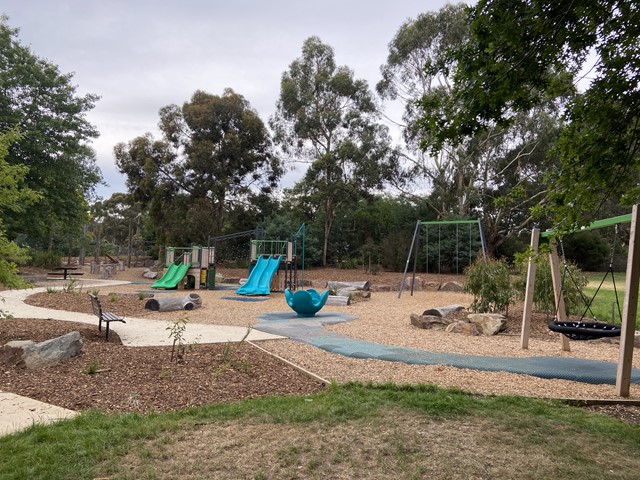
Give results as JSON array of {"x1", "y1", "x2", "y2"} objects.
[{"x1": 151, "y1": 262, "x2": 191, "y2": 289}]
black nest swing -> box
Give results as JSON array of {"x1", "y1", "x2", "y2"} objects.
[
  {"x1": 548, "y1": 233, "x2": 623, "y2": 341},
  {"x1": 548, "y1": 320, "x2": 621, "y2": 341}
]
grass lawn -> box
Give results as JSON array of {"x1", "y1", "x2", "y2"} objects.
[
  {"x1": 583, "y1": 271, "x2": 640, "y2": 329},
  {"x1": 1, "y1": 383, "x2": 639, "y2": 480}
]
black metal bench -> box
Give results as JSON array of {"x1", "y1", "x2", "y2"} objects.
[{"x1": 87, "y1": 293, "x2": 126, "y2": 341}]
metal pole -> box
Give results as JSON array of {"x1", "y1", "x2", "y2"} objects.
[
  {"x1": 399, "y1": 220, "x2": 421, "y2": 298},
  {"x1": 411, "y1": 225, "x2": 420, "y2": 296},
  {"x1": 477, "y1": 218, "x2": 488, "y2": 258}
]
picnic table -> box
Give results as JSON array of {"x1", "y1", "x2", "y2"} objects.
[{"x1": 48, "y1": 266, "x2": 84, "y2": 280}]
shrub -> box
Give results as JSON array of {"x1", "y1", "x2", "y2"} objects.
[
  {"x1": 464, "y1": 257, "x2": 513, "y2": 314},
  {"x1": 561, "y1": 231, "x2": 609, "y2": 271},
  {"x1": 514, "y1": 251, "x2": 588, "y2": 318},
  {"x1": 26, "y1": 250, "x2": 61, "y2": 270}
]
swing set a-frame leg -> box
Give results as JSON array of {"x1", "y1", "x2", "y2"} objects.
[{"x1": 549, "y1": 239, "x2": 571, "y2": 352}]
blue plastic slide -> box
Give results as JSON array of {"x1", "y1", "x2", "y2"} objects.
[{"x1": 236, "y1": 255, "x2": 283, "y2": 295}]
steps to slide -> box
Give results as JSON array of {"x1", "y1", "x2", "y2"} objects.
[{"x1": 236, "y1": 255, "x2": 283, "y2": 295}]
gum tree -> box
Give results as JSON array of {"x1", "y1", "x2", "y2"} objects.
[
  {"x1": 417, "y1": 0, "x2": 640, "y2": 230},
  {"x1": 271, "y1": 36, "x2": 400, "y2": 266},
  {"x1": 115, "y1": 89, "x2": 282, "y2": 244}
]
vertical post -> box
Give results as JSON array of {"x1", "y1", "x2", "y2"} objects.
[
  {"x1": 549, "y1": 238, "x2": 571, "y2": 352},
  {"x1": 477, "y1": 218, "x2": 487, "y2": 258},
  {"x1": 411, "y1": 226, "x2": 420, "y2": 296},
  {"x1": 520, "y1": 228, "x2": 539, "y2": 349},
  {"x1": 399, "y1": 220, "x2": 421, "y2": 298},
  {"x1": 616, "y1": 205, "x2": 640, "y2": 396}
]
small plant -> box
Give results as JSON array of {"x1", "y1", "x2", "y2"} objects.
[
  {"x1": 108, "y1": 293, "x2": 119, "y2": 302},
  {"x1": 85, "y1": 361, "x2": 101, "y2": 375},
  {"x1": 137, "y1": 292, "x2": 145, "y2": 300},
  {"x1": 90, "y1": 289, "x2": 100, "y2": 296},
  {"x1": 46, "y1": 286, "x2": 58, "y2": 294},
  {"x1": 464, "y1": 257, "x2": 514, "y2": 314},
  {"x1": 61, "y1": 278, "x2": 79, "y2": 294},
  {"x1": 213, "y1": 325, "x2": 253, "y2": 378},
  {"x1": 166, "y1": 316, "x2": 194, "y2": 363}
]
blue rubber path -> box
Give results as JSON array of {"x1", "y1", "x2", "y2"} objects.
[{"x1": 257, "y1": 312, "x2": 640, "y2": 386}]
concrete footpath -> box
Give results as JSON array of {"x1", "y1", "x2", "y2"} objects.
[{"x1": 0, "y1": 280, "x2": 284, "y2": 436}]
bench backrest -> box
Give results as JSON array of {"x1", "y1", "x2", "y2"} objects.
[{"x1": 87, "y1": 293, "x2": 102, "y2": 318}]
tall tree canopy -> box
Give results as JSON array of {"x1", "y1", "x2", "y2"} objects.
[
  {"x1": 115, "y1": 88, "x2": 282, "y2": 245},
  {"x1": 271, "y1": 36, "x2": 400, "y2": 266},
  {"x1": 417, "y1": 0, "x2": 640, "y2": 230},
  {"x1": 0, "y1": 16, "x2": 101, "y2": 248},
  {"x1": 378, "y1": 4, "x2": 561, "y2": 254},
  {"x1": 0, "y1": 129, "x2": 38, "y2": 286}
]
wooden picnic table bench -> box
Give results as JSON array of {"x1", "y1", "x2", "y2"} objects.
[{"x1": 47, "y1": 266, "x2": 84, "y2": 280}]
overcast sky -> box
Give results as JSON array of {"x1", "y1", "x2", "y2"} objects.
[{"x1": 3, "y1": 0, "x2": 456, "y2": 199}]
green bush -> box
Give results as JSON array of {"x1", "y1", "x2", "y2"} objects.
[
  {"x1": 26, "y1": 250, "x2": 61, "y2": 269},
  {"x1": 514, "y1": 252, "x2": 588, "y2": 317},
  {"x1": 464, "y1": 257, "x2": 513, "y2": 313}
]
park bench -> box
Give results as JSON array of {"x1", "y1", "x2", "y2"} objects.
[{"x1": 87, "y1": 293, "x2": 126, "y2": 341}]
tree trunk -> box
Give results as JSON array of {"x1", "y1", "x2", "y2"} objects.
[{"x1": 322, "y1": 196, "x2": 334, "y2": 267}]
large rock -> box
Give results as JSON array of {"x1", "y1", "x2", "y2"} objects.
[
  {"x1": 4, "y1": 332, "x2": 84, "y2": 370},
  {"x1": 467, "y1": 313, "x2": 507, "y2": 336},
  {"x1": 422, "y1": 304, "x2": 465, "y2": 318},
  {"x1": 424, "y1": 281, "x2": 441, "y2": 291},
  {"x1": 439, "y1": 281, "x2": 464, "y2": 292},
  {"x1": 445, "y1": 321, "x2": 480, "y2": 336},
  {"x1": 142, "y1": 269, "x2": 158, "y2": 279}
]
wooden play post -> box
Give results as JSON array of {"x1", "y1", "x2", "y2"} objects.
[
  {"x1": 520, "y1": 228, "x2": 539, "y2": 349},
  {"x1": 616, "y1": 204, "x2": 640, "y2": 396},
  {"x1": 548, "y1": 238, "x2": 571, "y2": 352}
]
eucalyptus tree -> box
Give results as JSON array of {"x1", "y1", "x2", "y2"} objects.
[
  {"x1": 418, "y1": 0, "x2": 640, "y2": 230},
  {"x1": 378, "y1": 4, "x2": 561, "y2": 254},
  {"x1": 377, "y1": 3, "x2": 469, "y2": 207},
  {"x1": 0, "y1": 16, "x2": 101, "y2": 249},
  {"x1": 271, "y1": 36, "x2": 400, "y2": 266},
  {"x1": 115, "y1": 88, "x2": 282, "y2": 245}
]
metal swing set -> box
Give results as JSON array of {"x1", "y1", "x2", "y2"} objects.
[{"x1": 398, "y1": 219, "x2": 488, "y2": 298}]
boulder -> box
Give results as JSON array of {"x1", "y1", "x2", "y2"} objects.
[
  {"x1": 424, "y1": 281, "x2": 441, "y2": 291},
  {"x1": 439, "y1": 281, "x2": 465, "y2": 292},
  {"x1": 422, "y1": 304, "x2": 465, "y2": 318},
  {"x1": 9, "y1": 332, "x2": 84, "y2": 370},
  {"x1": 445, "y1": 321, "x2": 480, "y2": 336},
  {"x1": 370, "y1": 284, "x2": 393, "y2": 292},
  {"x1": 467, "y1": 313, "x2": 507, "y2": 336},
  {"x1": 142, "y1": 269, "x2": 158, "y2": 279}
]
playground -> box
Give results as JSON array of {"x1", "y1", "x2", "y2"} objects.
[{"x1": 6, "y1": 263, "x2": 639, "y2": 416}]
